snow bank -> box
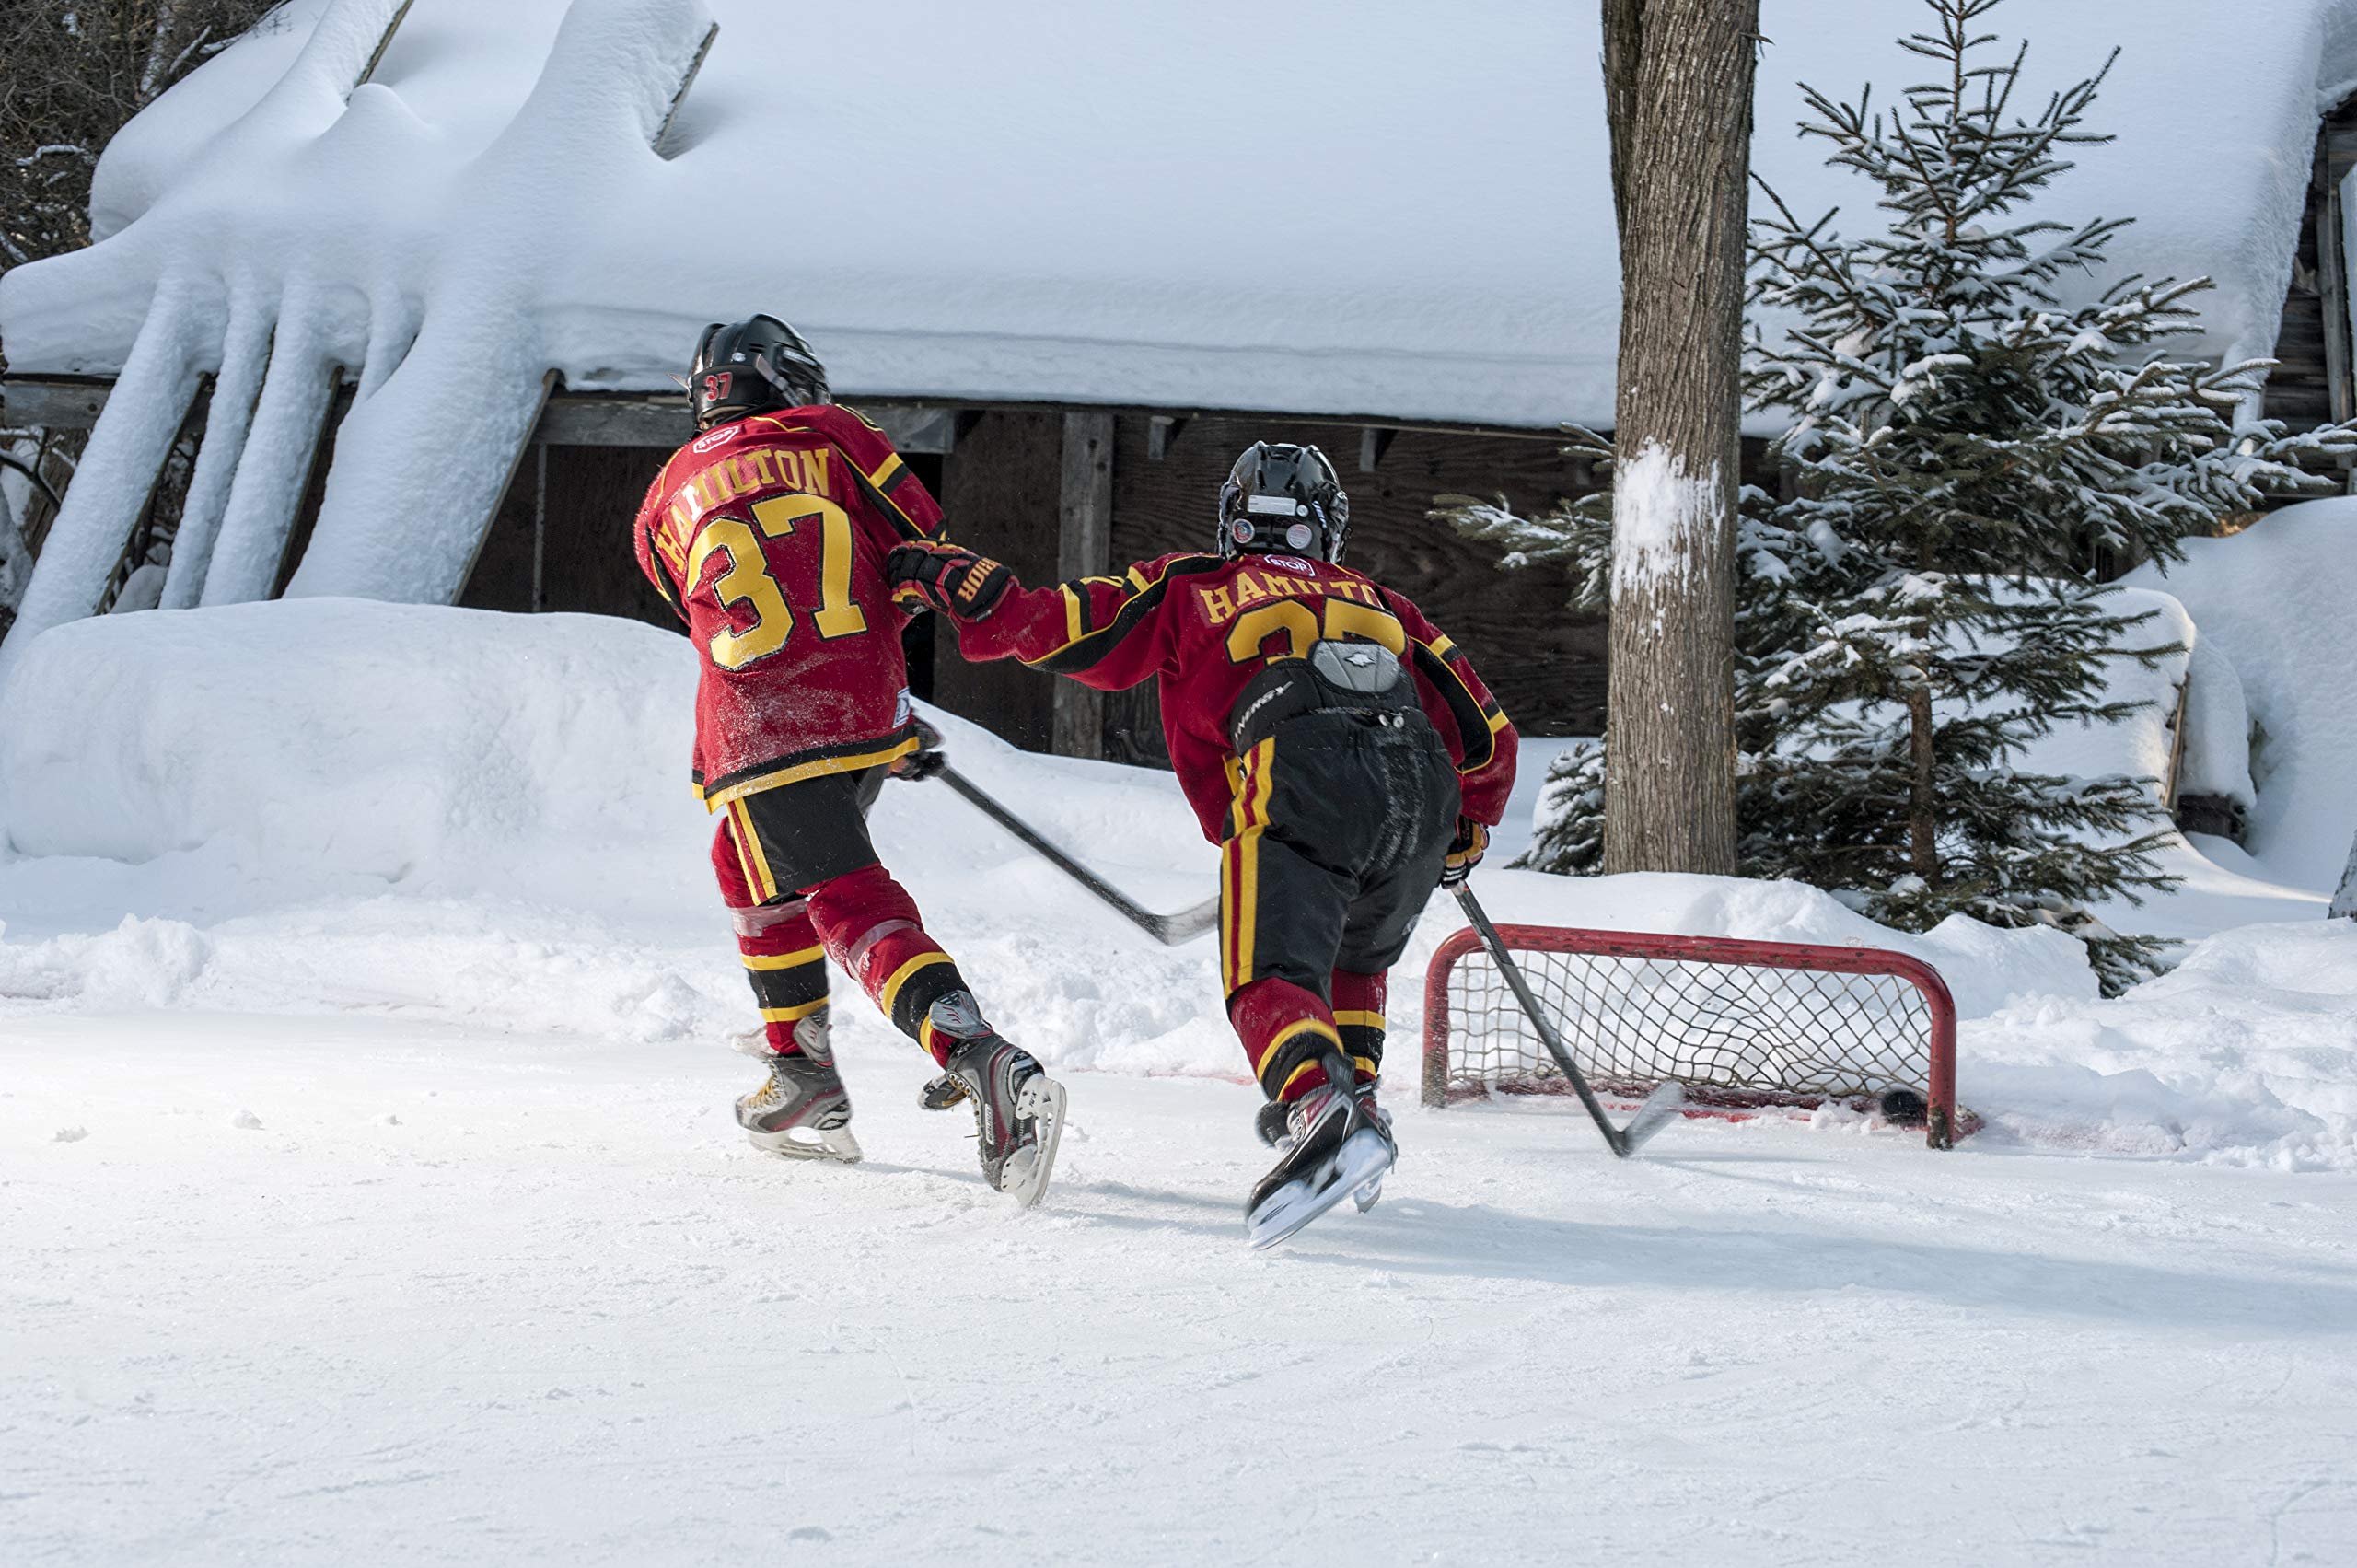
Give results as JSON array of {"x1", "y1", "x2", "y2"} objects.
[
  {"x1": 3, "y1": 599, "x2": 2352, "y2": 1167},
  {"x1": 2126, "y1": 499, "x2": 2357, "y2": 889},
  {"x1": 2175, "y1": 633, "x2": 2256, "y2": 813},
  {"x1": 1963, "y1": 921, "x2": 2357, "y2": 1169},
  {"x1": 0, "y1": 598, "x2": 701, "y2": 894},
  {"x1": 2010, "y1": 585, "x2": 2192, "y2": 805}
]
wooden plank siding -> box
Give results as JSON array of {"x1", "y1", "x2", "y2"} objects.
[
  {"x1": 928, "y1": 410, "x2": 1068, "y2": 752},
  {"x1": 2263, "y1": 93, "x2": 2357, "y2": 433}
]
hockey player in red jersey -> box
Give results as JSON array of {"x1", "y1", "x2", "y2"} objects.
[
  {"x1": 888, "y1": 442, "x2": 1516, "y2": 1245},
  {"x1": 632, "y1": 314, "x2": 1064, "y2": 1204}
]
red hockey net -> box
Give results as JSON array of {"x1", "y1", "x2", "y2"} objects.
[{"x1": 1422, "y1": 925, "x2": 1962, "y2": 1148}]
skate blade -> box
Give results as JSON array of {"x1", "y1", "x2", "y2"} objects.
[
  {"x1": 745, "y1": 1125, "x2": 864, "y2": 1164},
  {"x1": 1248, "y1": 1128, "x2": 1394, "y2": 1250},
  {"x1": 1353, "y1": 1171, "x2": 1385, "y2": 1214},
  {"x1": 995, "y1": 1075, "x2": 1067, "y2": 1209}
]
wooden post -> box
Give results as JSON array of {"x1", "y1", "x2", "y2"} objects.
[
  {"x1": 653, "y1": 22, "x2": 720, "y2": 157},
  {"x1": 2320, "y1": 148, "x2": 2354, "y2": 429},
  {"x1": 354, "y1": 0, "x2": 416, "y2": 91},
  {"x1": 529, "y1": 443, "x2": 549, "y2": 613},
  {"x1": 1053, "y1": 411, "x2": 1113, "y2": 760}
]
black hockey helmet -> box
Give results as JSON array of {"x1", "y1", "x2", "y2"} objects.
[
  {"x1": 689, "y1": 314, "x2": 829, "y2": 430},
  {"x1": 1216, "y1": 442, "x2": 1349, "y2": 562}
]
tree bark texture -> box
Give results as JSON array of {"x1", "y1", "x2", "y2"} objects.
[
  {"x1": 1598, "y1": 0, "x2": 1755, "y2": 877},
  {"x1": 1908, "y1": 683, "x2": 1937, "y2": 879}
]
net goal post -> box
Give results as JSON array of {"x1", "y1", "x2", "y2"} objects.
[{"x1": 1422, "y1": 924, "x2": 1964, "y2": 1149}]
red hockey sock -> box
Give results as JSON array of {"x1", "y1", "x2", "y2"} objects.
[
  {"x1": 804, "y1": 863, "x2": 970, "y2": 1066},
  {"x1": 1329, "y1": 969, "x2": 1387, "y2": 1087},
  {"x1": 714, "y1": 817, "x2": 828, "y2": 1054},
  {"x1": 1229, "y1": 976, "x2": 1344, "y2": 1103},
  {"x1": 732, "y1": 900, "x2": 828, "y2": 1054}
]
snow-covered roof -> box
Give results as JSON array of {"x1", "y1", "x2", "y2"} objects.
[{"x1": 4, "y1": 0, "x2": 2353, "y2": 430}]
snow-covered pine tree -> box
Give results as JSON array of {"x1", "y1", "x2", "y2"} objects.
[{"x1": 1444, "y1": 0, "x2": 2354, "y2": 994}]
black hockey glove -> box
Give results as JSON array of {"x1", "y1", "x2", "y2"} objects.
[
  {"x1": 1439, "y1": 816, "x2": 1488, "y2": 888},
  {"x1": 894, "y1": 717, "x2": 947, "y2": 782},
  {"x1": 888, "y1": 540, "x2": 1013, "y2": 621}
]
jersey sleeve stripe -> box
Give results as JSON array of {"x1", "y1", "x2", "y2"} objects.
[
  {"x1": 828, "y1": 442, "x2": 929, "y2": 541},
  {"x1": 1022, "y1": 555, "x2": 1224, "y2": 674},
  {"x1": 1411, "y1": 638, "x2": 1496, "y2": 774}
]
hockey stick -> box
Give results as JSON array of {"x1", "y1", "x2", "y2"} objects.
[
  {"x1": 1450, "y1": 883, "x2": 1685, "y2": 1157},
  {"x1": 931, "y1": 762, "x2": 1220, "y2": 945}
]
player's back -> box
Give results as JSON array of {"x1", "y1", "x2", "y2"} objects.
[
  {"x1": 1150, "y1": 550, "x2": 1415, "y2": 745},
  {"x1": 634, "y1": 407, "x2": 940, "y2": 806}
]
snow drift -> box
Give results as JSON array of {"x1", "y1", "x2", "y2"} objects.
[
  {"x1": 0, "y1": 598, "x2": 700, "y2": 886},
  {"x1": 3, "y1": 599, "x2": 2352, "y2": 1168},
  {"x1": 2125, "y1": 497, "x2": 2357, "y2": 891}
]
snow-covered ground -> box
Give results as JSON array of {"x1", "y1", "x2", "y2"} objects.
[{"x1": 5, "y1": 600, "x2": 2355, "y2": 1563}]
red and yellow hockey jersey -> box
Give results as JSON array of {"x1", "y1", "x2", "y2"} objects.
[
  {"x1": 633, "y1": 404, "x2": 943, "y2": 807},
  {"x1": 946, "y1": 551, "x2": 1518, "y2": 842}
]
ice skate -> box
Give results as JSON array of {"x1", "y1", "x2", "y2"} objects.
[
  {"x1": 933, "y1": 992, "x2": 1066, "y2": 1207},
  {"x1": 1257, "y1": 1079, "x2": 1391, "y2": 1213},
  {"x1": 736, "y1": 1016, "x2": 862, "y2": 1163},
  {"x1": 1245, "y1": 1055, "x2": 1396, "y2": 1249}
]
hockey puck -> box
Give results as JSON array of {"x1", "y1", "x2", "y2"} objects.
[{"x1": 1877, "y1": 1086, "x2": 1929, "y2": 1124}]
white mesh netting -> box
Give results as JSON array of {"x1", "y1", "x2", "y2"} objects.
[{"x1": 1430, "y1": 938, "x2": 1941, "y2": 1114}]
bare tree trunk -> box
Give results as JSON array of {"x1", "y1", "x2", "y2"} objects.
[
  {"x1": 2332, "y1": 830, "x2": 2357, "y2": 921},
  {"x1": 1599, "y1": 0, "x2": 1756, "y2": 877},
  {"x1": 1907, "y1": 683, "x2": 1937, "y2": 878}
]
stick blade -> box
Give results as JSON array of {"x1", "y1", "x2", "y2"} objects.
[
  {"x1": 1149, "y1": 896, "x2": 1222, "y2": 946},
  {"x1": 1614, "y1": 1081, "x2": 1687, "y2": 1156}
]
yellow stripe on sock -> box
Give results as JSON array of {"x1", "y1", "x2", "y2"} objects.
[
  {"x1": 878, "y1": 950, "x2": 953, "y2": 1017},
  {"x1": 743, "y1": 945, "x2": 825, "y2": 971},
  {"x1": 1260, "y1": 1017, "x2": 1341, "y2": 1094}
]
